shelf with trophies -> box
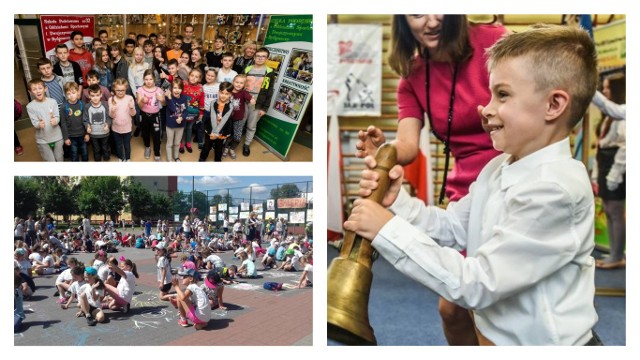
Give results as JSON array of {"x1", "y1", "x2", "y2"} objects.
[
  {"x1": 96, "y1": 14, "x2": 270, "y2": 57},
  {"x1": 202, "y1": 15, "x2": 270, "y2": 56}
]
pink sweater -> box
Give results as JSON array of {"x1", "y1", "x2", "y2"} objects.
[
  {"x1": 397, "y1": 24, "x2": 506, "y2": 201},
  {"x1": 109, "y1": 95, "x2": 136, "y2": 134}
]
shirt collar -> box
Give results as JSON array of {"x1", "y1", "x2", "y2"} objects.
[{"x1": 500, "y1": 137, "x2": 572, "y2": 190}]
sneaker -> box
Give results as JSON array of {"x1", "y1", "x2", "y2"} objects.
[
  {"x1": 179, "y1": 144, "x2": 185, "y2": 154},
  {"x1": 144, "y1": 147, "x2": 151, "y2": 159},
  {"x1": 86, "y1": 315, "x2": 97, "y2": 326},
  {"x1": 175, "y1": 158, "x2": 181, "y2": 162},
  {"x1": 118, "y1": 158, "x2": 124, "y2": 162},
  {"x1": 178, "y1": 317, "x2": 189, "y2": 327},
  {"x1": 15, "y1": 146, "x2": 24, "y2": 156},
  {"x1": 229, "y1": 149, "x2": 237, "y2": 160},
  {"x1": 56, "y1": 297, "x2": 69, "y2": 304},
  {"x1": 242, "y1": 145, "x2": 250, "y2": 157},
  {"x1": 154, "y1": 156, "x2": 161, "y2": 162},
  {"x1": 222, "y1": 148, "x2": 229, "y2": 157},
  {"x1": 186, "y1": 143, "x2": 193, "y2": 153},
  {"x1": 122, "y1": 303, "x2": 130, "y2": 314}
]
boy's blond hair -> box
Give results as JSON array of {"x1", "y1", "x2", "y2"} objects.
[
  {"x1": 486, "y1": 25, "x2": 597, "y2": 128},
  {"x1": 63, "y1": 81, "x2": 79, "y2": 94}
]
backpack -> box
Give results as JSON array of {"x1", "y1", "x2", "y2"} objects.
[{"x1": 263, "y1": 282, "x2": 283, "y2": 291}]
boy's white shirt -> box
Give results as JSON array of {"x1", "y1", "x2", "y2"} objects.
[{"x1": 372, "y1": 138, "x2": 597, "y2": 345}]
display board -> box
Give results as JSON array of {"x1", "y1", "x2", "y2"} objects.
[{"x1": 254, "y1": 15, "x2": 313, "y2": 160}]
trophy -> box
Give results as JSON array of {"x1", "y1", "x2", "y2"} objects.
[{"x1": 327, "y1": 143, "x2": 397, "y2": 345}]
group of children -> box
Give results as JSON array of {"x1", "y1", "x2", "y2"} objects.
[
  {"x1": 24, "y1": 29, "x2": 276, "y2": 162},
  {"x1": 14, "y1": 232, "x2": 139, "y2": 329}
]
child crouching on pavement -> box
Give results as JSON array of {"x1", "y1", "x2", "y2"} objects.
[
  {"x1": 172, "y1": 268, "x2": 210, "y2": 330},
  {"x1": 202, "y1": 269, "x2": 227, "y2": 310},
  {"x1": 76, "y1": 267, "x2": 106, "y2": 326},
  {"x1": 344, "y1": 25, "x2": 600, "y2": 345},
  {"x1": 103, "y1": 257, "x2": 138, "y2": 313}
]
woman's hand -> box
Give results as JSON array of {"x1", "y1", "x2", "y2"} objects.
[{"x1": 356, "y1": 125, "x2": 386, "y2": 158}]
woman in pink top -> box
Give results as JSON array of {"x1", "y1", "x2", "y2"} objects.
[{"x1": 356, "y1": 15, "x2": 506, "y2": 345}]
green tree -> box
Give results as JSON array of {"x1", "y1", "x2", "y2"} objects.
[
  {"x1": 36, "y1": 177, "x2": 78, "y2": 222},
  {"x1": 149, "y1": 192, "x2": 172, "y2": 219},
  {"x1": 270, "y1": 183, "x2": 301, "y2": 199},
  {"x1": 77, "y1": 177, "x2": 125, "y2": 221},
  {"x1": 172, "y1": 191, "x2": 191, "y2": 217},
  {"x1": 125, "y1": 180, "x2": 153, "y2": 220},
  {"x1": 14, "y1": 177, "x2": 39, "y2": 218}
]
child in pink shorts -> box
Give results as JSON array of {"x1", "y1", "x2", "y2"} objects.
[{"x1": 172, "y1": 268, "x2": 210, "y2": 330}]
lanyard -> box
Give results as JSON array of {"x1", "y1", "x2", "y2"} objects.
[{"x1": 425, "y1": 55, "x2": 459, "y2": 204}]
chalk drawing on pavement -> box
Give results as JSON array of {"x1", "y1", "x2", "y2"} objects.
[
  {"x1": 132, "y1": 290, "x2": 165, "y2": 308},
  {"x1": 141, "y1": 308, "x2": 170, "y2": 319},
  {"x1": 133, "y1": 320, "x2": 159, "y2": 329},
  {"x1": 230, "y1": 283, "x2": 261, "y2": 291}
]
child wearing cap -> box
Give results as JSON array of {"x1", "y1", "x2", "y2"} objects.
[
  {"x1": 202, "y1": 269, "x2": 226, "y2": 310},
  {"x1": 156, "y1": 243, "x2": 174, "y2": 301},
  {"x1": 172, "y1": 268, "x2": 210, "y2": 329},
  {"x1": 76, "y1": 267, "x2": 106, "y2": 326}
]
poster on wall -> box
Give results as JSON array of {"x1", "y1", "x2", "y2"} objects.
[
  {"x1": 209, "y1": 206, "x2": 217, "y2": 214},
  {"x1": 306, "y1": 209, "x2": 313, "y2": 222},
  {"x1": 594, "y1": 19, "x2": 626, "y2": 69},
  {"x1": 40, "y1": 15, "x2": 95, "y2": 63},
  {"x1": 218, "y1": 213, "x2": 225, "y2": 221},
  {"x1": 218, "y1": 203, "x2": 228, "y2": 211},
  {"x1": 252, "y1": 203, "x2": 263, "y2": 212},
  {"x1": 229, "y1": 215, "x2": 237, "y2": 222},
  {"x1": 229, "y1": 206, "x2": 238, "y2": 214},
  {"x1": 327, "y1": 24, "x2": 382, "y2": 116},
  {"x1": 267, "y1": 199, "x2": 275, "y2": 210},
  {"x1": 289, "y1": 211, "x2": 305, "y2": 224},
  {"x1": 240, "y1": 211, "x2": 250, "y2": 219},
  {"x1": 240, "y1": 202, "x2": 250, "y2": 211},
  {"x1": 278, "y1": 213, "x2": 289, "y2": 221},
  {"x1": 255, "y1": 15, "x2": 313, "y2": 160},
  {"x1": 209, "y1": 214, "x2": 216, "y2": 222},
  {"x1": 265, "y1": 211, "x2": 276, "y2": 220}
]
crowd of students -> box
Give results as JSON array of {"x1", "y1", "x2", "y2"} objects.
[
  {"x1": 17, "y1": 25, "x2": 277, "y2": 162},
  {"x1": 14, "y1": 212, "x2": 312, "y2": 333}
]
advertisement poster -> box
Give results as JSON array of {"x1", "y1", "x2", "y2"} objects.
[
  {"x1": 255, "y1": 15, "x2": 313, "y2": 160},
  {"x1": 289, "y1": 211, "x2": 305, "y2": 224},
  {"x1": 327, "y1": 24, "x2": 382, "y2": 116},
  {"x1": 594, "y1": 19, "x2": 626, "y2": 69},
  {"x1": 40, "y1": 15, "x2": 95, "y2": 62},
  {"x1": 278, "y1": 198, "x2": 307, "y2": 208}
]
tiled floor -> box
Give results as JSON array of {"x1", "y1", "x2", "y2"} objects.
[{"x1": 14, "y1": 125, "x2": 312, "y2": 162}]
